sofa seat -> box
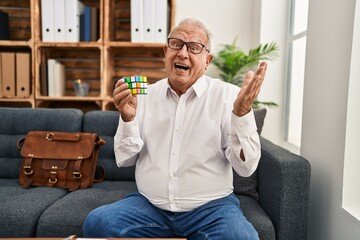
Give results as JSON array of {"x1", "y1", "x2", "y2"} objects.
[
  {"x1": 0, "y1": 179, "x2": 68, "y2": 237},
  {"x1": 37, "y1": 181, "x2": 138, "y2": 237},
  {"x1": 238, "y1": 195, "x2": 275, "y2": 239}
]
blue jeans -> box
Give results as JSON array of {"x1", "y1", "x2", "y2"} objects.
[{"x1": 83, "y1": 192, "x2": 258, "y2": 240}]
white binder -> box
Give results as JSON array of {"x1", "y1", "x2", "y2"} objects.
[
  {"x1": 53, "y1": 0, "x2": 66, "y2": 42},
  {"x1": 41, "y1": 0, "x2": 55, "y2": 42},
  {"x1": 65, "y1": 0, "x2": 85, "y2": 42},
  {"x1": 143, "y1": 0, "x2": 155, "y2": 42},
  {"x1": 154, "y1": 0, "x2": 168, "y2": 43},
  {"x1": 130, "y1": 0, "x2": 143, "y2": 42}
]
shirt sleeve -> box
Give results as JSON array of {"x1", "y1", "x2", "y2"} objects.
[
  {"x1": 114, "y1": 116, "x2": 144, "y2": 167},
  {"x1": 226, "y1": 109, "x2": 261, "y2": 177}
]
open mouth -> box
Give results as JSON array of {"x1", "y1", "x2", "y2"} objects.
[{"x1": 174, "y1": 63, "x2": 190, "y2": 70}]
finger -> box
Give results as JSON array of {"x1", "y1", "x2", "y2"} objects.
[
  {"x1": 114, "y1": 88, "x2": 131, "y2": 107},
  {"x1": 114, "y1": 79, "x2": 129, "y2": 95},
  {"x1": 250, "y1": 74, "x2": 263, "y2": 97},
  {"x1": 255, "y1": 62, "x2": 268, "y2": 82},
  {"x1": 118, "y1": 92, "x2": 133, "y2": 108},
  {"x1": 239, "y1": 71, "x2": 254, "y2": 95}
]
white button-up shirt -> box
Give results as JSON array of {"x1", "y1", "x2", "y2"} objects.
[{"x1": 114, "y1": 75, "x2": 261, "y2": 212}]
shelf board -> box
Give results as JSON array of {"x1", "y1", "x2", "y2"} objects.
[
  {"x1": 106, "y1": 41, "x2": 166, "y2": 48},
  {"x1": 0, "y1": 40, "x2": 32, "y2": 48},
  {"x1": 0, "y1": 97, "x2": 33, "y2": 102},
  {"x1": 35, "y1": 41, "x2": 103, "y2": 48},
  {"x1": 36, "y1": 96, "x2": 103, "y2": 102}
]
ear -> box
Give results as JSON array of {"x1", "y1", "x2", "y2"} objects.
[
  {"x1": 163, "y1": 45, "x2": 168, "y2": 62},
  {"x1": 205, "y1": 54, "x2": 214, "y2": 70}
]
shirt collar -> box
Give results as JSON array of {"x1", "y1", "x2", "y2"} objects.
[{"x1": 165, "y1": 75, "x2": 207, "y2": 99}]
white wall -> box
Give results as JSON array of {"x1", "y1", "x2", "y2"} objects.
[
  {"x1": 174, "y1": 0, "x2": 259, "y2": 80},
  {"x1": 301, "y1": 0, "x2": 360, "y2": 239}
]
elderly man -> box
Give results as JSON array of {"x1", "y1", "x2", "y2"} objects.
[{"x1": 83, "y1": 18, "x2": 267, "y2": 240}]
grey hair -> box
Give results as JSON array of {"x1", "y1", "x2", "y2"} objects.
[{"x1": 168, "y1": 18, "x2": 213, "y2": 52}]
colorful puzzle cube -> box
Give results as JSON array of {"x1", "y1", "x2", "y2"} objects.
[{"x1": 124, "y1": 76, "x2": 148, "y2": 95}]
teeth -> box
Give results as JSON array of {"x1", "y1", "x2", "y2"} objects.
[{"x1": 175, "y1": 63, "x2": 189, "y2": 70}]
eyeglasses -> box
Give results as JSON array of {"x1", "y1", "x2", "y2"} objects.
[{"x1": 167, "y1": 38, "x2": 209, "y2": 54}]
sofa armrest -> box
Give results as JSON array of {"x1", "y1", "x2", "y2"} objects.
[{"x1": 257, "y1": 137, "x2": 311, "y2": 240}]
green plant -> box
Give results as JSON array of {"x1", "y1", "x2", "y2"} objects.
[{"x1": 212, "y1": 37, "x2": 279, "y2": 108}]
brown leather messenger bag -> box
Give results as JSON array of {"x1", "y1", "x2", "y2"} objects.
[{"x1": 17, "y1": 131, "x2": 105, "y2": 191}]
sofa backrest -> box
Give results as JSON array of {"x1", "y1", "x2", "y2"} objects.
[
  {"x1": 83, "y1": 110, "x2": 135, "y2": 181},
  {"x1": 0, "y1": 107, "x2": 83, "y2": 179}
]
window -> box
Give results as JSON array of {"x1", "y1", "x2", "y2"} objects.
[
  {"x1": 342, "y1": 0, "x2": 360, "y2": 222},
  {"x1": 285, "y1": 0, "x2": 309, "y2": 147}
]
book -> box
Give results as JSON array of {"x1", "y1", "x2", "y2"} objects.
[
  {"x1": 47, "y1": 59, "x2": 57, "y2": 96},
  {"x1": 83, "y1": 6, "x2": 91, "y2": 41},
  {"x1": 0, "y1": 52, "x2": 2, "y2": 97},
  {"x1": 53, "y1": 61, "x2": 65, "y2": 96},
  {"x1": 40, "y1": 62, "x2": 48, "y2": 96},
  {"x1": 0, "y1": 11, "x2": 10, "y2": 40},
  {"x1": 90, "y1": 7, "x2": 99, "y2": 41}
]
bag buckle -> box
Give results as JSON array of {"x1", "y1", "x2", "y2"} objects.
[
  {"x1": 49, "y1": 166, "x2": 57, "y2": 184},
  {"x1": 46, "y1": 133, "x2": 54, "y2": 141},
  {"x1": 73, "y1": 171, "x2": 82, "y2": 179},
  {"x1": 49, "y1": 176, "x2": 57, "y2": 184},
  {"x1": 24, "y1": 166, "x2": 33, "y2": 175}
]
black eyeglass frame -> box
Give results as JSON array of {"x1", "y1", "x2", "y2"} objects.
[{"x1": 167, "y1": 38, "x2": 210, "y2": 54}]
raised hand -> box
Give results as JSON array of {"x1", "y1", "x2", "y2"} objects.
[{"x1": 233, "y1": 62, "x2": 268, "y2": 117}]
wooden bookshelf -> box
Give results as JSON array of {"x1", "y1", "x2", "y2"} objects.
[{"x1": 0, "y1": 0, "x2": 175, "y2": 111}]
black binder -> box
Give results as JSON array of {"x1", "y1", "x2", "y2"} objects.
[{"x1": 0, "y1": 11, "x2": 10, "y2": 40}]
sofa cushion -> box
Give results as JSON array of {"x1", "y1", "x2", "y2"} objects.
[
  {"x1": 36, "y1": 181, "x2": 138, "y2": 237},
  {"x1": 0, "y1": 107, "x2": 83, "y2": 179},
  {"x1": 232, "y1": 108, "x2": 267, "y2": 200},
  {"x1": 83, "y1": 110, "x2": 135, "y2": 181},
  {"x1": 0, "y1": 179, "x2": 68, "y2": 237},
  {"x1": 238, "y1": 195, "x2": 275, "y2": 240}
]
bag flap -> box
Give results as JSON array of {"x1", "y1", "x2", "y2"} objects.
[{"x1": 20, "y1": 131, "x2": 97, "y2": 160}]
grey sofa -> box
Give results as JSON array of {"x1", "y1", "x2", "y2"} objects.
[{"x1": 0, "y1": 107, "x2": 311, "y2": 239}]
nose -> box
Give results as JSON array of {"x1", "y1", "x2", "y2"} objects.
[{"x1": 177, "y1": 44, "x2": 189, "y2": 58}]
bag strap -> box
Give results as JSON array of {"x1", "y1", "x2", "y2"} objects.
[
  {"x1": 16, "y1": 136, "x2": 26, "y2": 151},
  {"x1": 95, "y1": 136, "x2": 106, "y2": 146},
  {"x1": 69, "y1": 159, "x2": 83, "y2": 191},
  {"x1": 20, "y1": 157, "x2": 33, "y2": 188},
  {"x1": 94, "y1": 165, "x2": 105, "y2": 183},
  {"x1": 45, "y1": 132, "x2": 80, "y2": 142}
]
